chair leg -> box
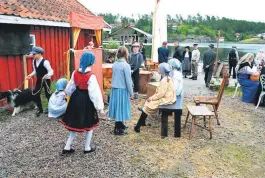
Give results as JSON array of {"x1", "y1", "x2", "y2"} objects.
[
  {"x1": 189, "y1": 116, "x2": 196, "y2": 140},
  {"x1": 183, "y1": 111, "x2": 190, "y2": 129},
  {"x1": 255, "y1": 94, "x2": 264, "y2": 109},
  {"x1": 209, "y1": 116, "x2": 212, "y2": 139},
  {"x1": 213, "y1": 105, "x2": 220, "y2": 125},
  {"x1": 232, "y1": 86, "x2": 239, "y2": 98}
]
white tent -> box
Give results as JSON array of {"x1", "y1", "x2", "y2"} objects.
[{"x1": 151, "y1": 0, "x2": 167, "y2": 63}]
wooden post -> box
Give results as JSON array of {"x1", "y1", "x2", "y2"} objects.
[
  {"x1": 70, "y1": 28, "x2": 75, "y2": 75},
  {"x1": 214, "y1": 29, "x2": 221, "y2": 75},
  {"x1": 101, "y1": 29, "x2": 103, "y2": 47},
  {"x1": 23, "y1": 55, "x2": 28, "y2": 89}
]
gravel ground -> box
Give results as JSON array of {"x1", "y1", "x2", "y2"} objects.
[{"x1": 1, "y1": 74, "x2": 265, "y2": 177}]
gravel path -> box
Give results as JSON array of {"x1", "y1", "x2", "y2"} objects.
[{"x1": 1, "y1": 74, "x2": 265, "y2": 177}]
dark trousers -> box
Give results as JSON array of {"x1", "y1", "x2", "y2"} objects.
[
  {"x1": 204, "y1": 67, "x2": 214, "y2": 86},
  {"x1": 229, "y1": 59, "x2": 237, "y2": 79},
  {"x1": 132, "y1": 69, "x2": 140, "y2": 93},
  {"x1": 34, "y1": 79, "x2": 51, "y2": 112},
  {"x1": 135, "y1": 112, "x2": 148, "y2": 129}
]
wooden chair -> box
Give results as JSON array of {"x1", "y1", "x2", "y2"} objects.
[
  {"x1": 193, "y1": 73, "x2": 229, "y2": 125},
  {"x1": 232, "y1": 82, "x2": 241, "y2": 98},
  {"x1": 255, "y1": 74, "x2": 265, "y2": 109}
]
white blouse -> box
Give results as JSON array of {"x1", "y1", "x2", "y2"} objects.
[
  {"x1": 185, "y1": 52, "x2": 189, "y2": 58},
  {"x1": 237, "y1": 64, "x2": 257, "y2": 75},
  {"x1": 172, "y1": 70, "x2": 183, "y2": 96},
  {"x1": 65, "y1": 68, "x2": 104, "y2": 112}
]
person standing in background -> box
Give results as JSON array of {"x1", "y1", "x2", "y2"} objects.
[
  {"x1": 139, "y1": 42, "x2": 146, "y2": 61},
  {"x1": 203, "y1": 44, "x2": 216, "y2": 87},
  {"x1": 128, "y1": 43, "x2": 144, "y2": 99},
  {"x1": 190, "y1": 44, "x2": 200, "y2": 80},
  {"x1": 227, "y1": 46, "x2": 239, "y2": 79},
  {"x1": 173, "y1": 41, "x2": 183, "y2": 62},
  {"x1": 158, "y1": 41, "x2": 169, "y2": 64},
  {"x1": 182, "y1": 46, "x2": 192, "y2": 78}
]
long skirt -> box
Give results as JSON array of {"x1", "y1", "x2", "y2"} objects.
[
  {"x1": 108, "y1": 88, "x2": 131, "y2": 122},
  {"x1": 237, "y1": 73, "x2": 259, "y2": 103},
  {"x1": 61, "y1": 88, "x2": 99, "y2": 132},
  {"x1": 182, "y1": 57, "x2": 191, "y2": 75}
]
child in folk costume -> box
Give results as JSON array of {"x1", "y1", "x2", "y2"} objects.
[
  {"x1": 48, "y1": 78, "x2": 67, "y2": 119},
  {"x1": 108, "y1": 46, "x2": 133, "y2": 135},
  {"x1": 168, "y1": 58, "x2": 183, "y2": 96},
  {"x1": 135, "y1": 63, "x2": 176, "y2": 133},
  {"x1": 61, "y1": 52, "x2": 104, "y2": 154},
  {"x1": 26, "y1": 46, "x2": 54, "y2": 116}
]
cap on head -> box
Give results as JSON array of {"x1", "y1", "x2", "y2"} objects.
[
  {"x1": 209, "y1": 44, "x2": 214, "y2": 48},
  {"x1": 193, "y1": 44, "x2": 198, "y2": 47},
  {"x1": 30, "y1": 46, "x2": 44, "y2": 55},
  {"x1": 132, "y1": 43, "x2": 140, "y2": 47},
  {"x1": 162, "y1": 41, "x2": 168, "y2": 46}
]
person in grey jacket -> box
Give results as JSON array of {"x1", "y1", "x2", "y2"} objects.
[
  {"x1": 203, "y1": 44, "x2": 216, "y2": 87},
  {"x1": 128, "y1": 43, "x2": 144, "y2": 99}
]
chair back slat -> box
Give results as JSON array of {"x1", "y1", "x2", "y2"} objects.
[
  {"x1": 260, "y1": 74, "x2": 265, "y2": 92},
  {"x1": 216, "y1": 71, "x2": 229, "y2": 109}
]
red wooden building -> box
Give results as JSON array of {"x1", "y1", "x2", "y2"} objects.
[{"x1": 0, "y1": 0, "x2": 110, "y2": 91}]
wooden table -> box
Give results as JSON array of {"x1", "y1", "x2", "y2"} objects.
[
  {"x1": 184, "y1": 105, "x2": 215, "y2": 139},
  {"x1": 102, "y1": 64, "x2": 113, "y2": 89},
  {"x1": 139, "y1": 70, "x2": 152, "y2": 94},
  {"x1": 146, "y1": 82, "x2": 159, "y2": 98},
  {"x1": 159, "y1": 93, "x2": 183, "y2": 138}
]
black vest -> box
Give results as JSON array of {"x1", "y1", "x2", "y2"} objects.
[{"x1": 34, "y1": 59, "x2": 48, "y2": 79}]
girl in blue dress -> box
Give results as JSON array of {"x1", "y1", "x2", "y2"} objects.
[
  {"x1": 48, "y1": 78, "x2": 67, "y2": 119},
  {"x1": 108, "y1": 46, "x2": 133, "y2": 135}
]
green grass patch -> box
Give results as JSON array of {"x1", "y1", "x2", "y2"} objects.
[{"x1": 41, "y1": 81, "x2": 56, "y2": 108}]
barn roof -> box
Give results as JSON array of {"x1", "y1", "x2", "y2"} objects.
[
  {"x1": 0, "y1": 0, "x2": 111, "y2": 28},
  {"x1": 110, "y1": 26, "x2": 152, "y2": 38}
]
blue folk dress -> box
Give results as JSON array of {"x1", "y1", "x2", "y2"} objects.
[{"x1": 108, "y1": 58, "x2": 133, "y2": 122}]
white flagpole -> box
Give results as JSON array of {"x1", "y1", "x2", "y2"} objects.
[{"x1": 151, "y1": 0, "x2": 167, "y2": 63}]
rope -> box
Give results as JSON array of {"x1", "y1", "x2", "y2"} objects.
[{"x1": 31, "y1": 78, "x2": 52, "y2": 96}]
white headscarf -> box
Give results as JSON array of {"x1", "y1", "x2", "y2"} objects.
[{"x1": 255, "y1": 49, "x2": 265, "y2": 65}]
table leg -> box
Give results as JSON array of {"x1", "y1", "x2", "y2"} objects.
[
  {"x1": 189, "y1": 116, "x2": 196, "y2": 140},
  {"x1": 209, "y1": 116, "x2": 212, "y2": 139},
  {"x1": 174, "y1": 112, "x2": 181, "y2": 138},
  {"x1": 161, "y1": 112, "x2": 168, "y2": 138},
  {"x1": 183, "y1": 111, "x2": 190, "y2": 129}
]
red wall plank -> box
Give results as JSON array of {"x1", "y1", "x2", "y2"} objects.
[{"x1": 0, "y1": 56, "x2": 10, "y2": 91}]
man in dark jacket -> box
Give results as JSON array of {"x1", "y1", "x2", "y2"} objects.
[
  {"x1": 227, "y1": 46, "x2": 239, "y2": 79},
  {"x1": 129, "y1": 43, "x2": 144, "y2": 99},
  {"x1": 139, "y1": 42, "x2": 146, "y2": 61},
  {"x1": 173, "y1": 41, "x2": 183, "y2": 62},
  {"x1": 203, "y1": 44, "x2": 216, "y2": 87},
  {"x1": 158, "y1": 41, "x2": 169, "y2": 64}
]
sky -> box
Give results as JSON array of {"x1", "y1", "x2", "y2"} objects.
[{"x1": 79, "y1": 0, "x2": 265, "y2": 22}]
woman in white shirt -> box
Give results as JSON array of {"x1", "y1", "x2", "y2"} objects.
[
  {"x1": 237, "y1": 53, "x2": 259, "y2": 103},
  {"x1": 182, "y1": 46, "x2": 192, "y2": 78},
  {"x1": 254, "y1": 49, "x2": 265, "y2": 67}
]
